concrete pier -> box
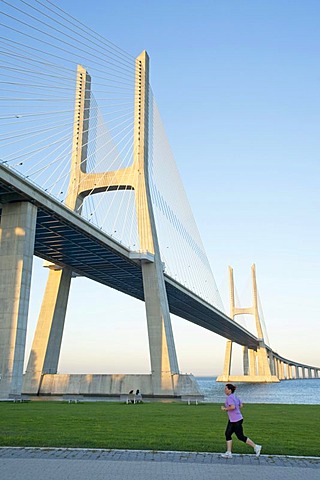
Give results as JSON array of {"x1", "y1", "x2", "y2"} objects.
[{"x1": 0, "y1": 202, "x2": 37, "y2": 398}]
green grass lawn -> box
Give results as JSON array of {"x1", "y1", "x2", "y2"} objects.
[{"x1": 0, "y1": 402, "x2": 319, "y2": 457}]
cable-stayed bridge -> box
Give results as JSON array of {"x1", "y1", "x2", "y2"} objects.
[{"x1": 0, "y1": 1, "x2": 318, "y2": 399}]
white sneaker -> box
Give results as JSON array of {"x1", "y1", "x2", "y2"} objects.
[
  {"x1": 221, "y1": 451, "x2": 232, "y2": 458},
  {"x1": 254, "y1": 445, "x2": 262, "y2": 457}
]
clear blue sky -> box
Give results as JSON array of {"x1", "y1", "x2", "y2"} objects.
[{"x1": 27, "y1": 0, "x2": 319, "y2": 375}]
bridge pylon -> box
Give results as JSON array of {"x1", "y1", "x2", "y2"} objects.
[
  {"x1": 22, "y1": 65, "x2": 92, "y2": 395},
  {"x1": 23, "y1": 54, "x2": 197, "y2": 398},
  {"x1": 216, "y1": 264, "x2": 279, "y2": 383}
]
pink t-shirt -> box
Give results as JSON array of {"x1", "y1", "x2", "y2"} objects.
[{"x1": 225, "y1": 393, "x2": 243, "y2": 422}]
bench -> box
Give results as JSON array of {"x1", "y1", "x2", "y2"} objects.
[
  {"x1": 10, "y1": 395, "x2": 29, "y2": 403},
  {"x1": 63, "y1": 395, "x2": 84, "y2": 404},
  {"x1": 181, "y1": 395, "x2": 203, "y2": 405},
  {"x1": 0, "y1": 395, "x2": 29, "y2": 403}
]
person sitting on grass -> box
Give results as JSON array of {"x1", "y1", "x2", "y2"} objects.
[
  {"x1": 135, "y1": 389, "x2": 143, "y2": 403},
  {"x1": 128, "y1": 390, "x2": 135, "y2": 404}
]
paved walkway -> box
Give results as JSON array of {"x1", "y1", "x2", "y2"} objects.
[{"x1": 1, "y1": 447, "x2": 319, "y2": 480}]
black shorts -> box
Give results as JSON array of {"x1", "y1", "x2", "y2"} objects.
[{"x1": 225, "y1": 419, "x2": 247, "y2": 443}]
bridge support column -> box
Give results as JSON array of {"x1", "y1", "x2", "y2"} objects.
[
  {"x1": 23, "y1": 266, "x2": 72, "y2": 394},
  {"x1": 141, "y1": 258, "x2": 179, "y2": 393},
  {"x1": 248, "y1": 349, "x2": 257, "y2": 376},
  {"x1": 221, "y1": 340, "x2": 233, "y2": 378},
  {"x1": 268, "y1": 350, "x2": 276, "y2": 376},
  {"x1": 279, "y1": 361, "x2": 283, "y2": 378},
  {"x1": 256, "y1": 341, "x2": 273, "y2": 377},
  {"x1": 283, "y1": 363, "x2": 287, "y2": 379},
  {"x1": 243, "y1": 346, "x2": 249, "y2": 375},
  {"x1": 0, "y1": 202, "x2": 37, "y2": 398}
]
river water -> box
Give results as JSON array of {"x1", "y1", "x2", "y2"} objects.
[{"x1": 196, "y1": 377, "x2": 320, "y2": 404}]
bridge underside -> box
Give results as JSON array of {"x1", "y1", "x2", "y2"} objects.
[
  {"x1": 1, "y1": 167, "x2": 318, "y2": 399},
  {"x1": 0, "y1": 168, "x2": 259, "y2": 349}
]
